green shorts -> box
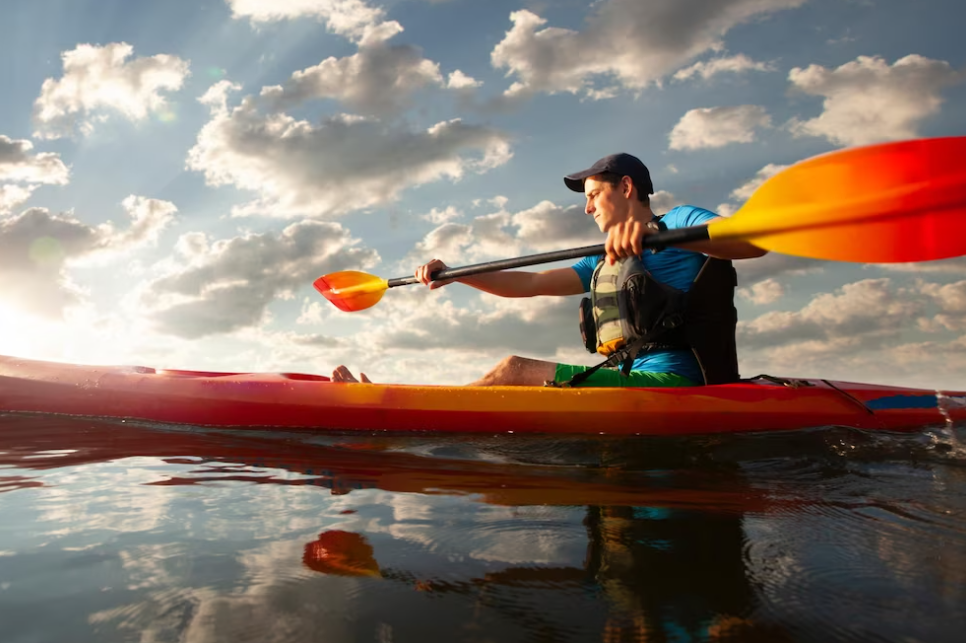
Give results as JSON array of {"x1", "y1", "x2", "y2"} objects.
[{"x1": 553, "y1": 364, "x2": 698, "y2": 388}]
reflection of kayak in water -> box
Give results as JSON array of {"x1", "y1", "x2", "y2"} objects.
[
  {"x1": 0, "y1": 415, "x2": 782, "y2": 512},
  {"x1": 2, "y1": 355, "x2": 964, "y2": 434}
]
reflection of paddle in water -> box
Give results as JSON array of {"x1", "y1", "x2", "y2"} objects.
[{"x1": 302, "y1": 530, "x2": 381, "y2": 578}]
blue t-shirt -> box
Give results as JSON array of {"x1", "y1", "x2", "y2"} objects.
[{"x1": 571, "y1": 205, "x2": 720, "y2": 383}]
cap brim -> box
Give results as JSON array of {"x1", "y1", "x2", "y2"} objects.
[{"x1": 563, "y1": 169, "x2": 594, "y2": 193}]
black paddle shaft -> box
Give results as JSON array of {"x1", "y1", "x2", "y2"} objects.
[{"x1": 386, "y1": 225, "x2": 712, "y2": 288}]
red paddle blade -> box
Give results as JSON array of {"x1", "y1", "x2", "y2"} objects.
[
  {"x1": 313, "y1": 271, "x2": 388, "y2": 312},
  {"x1": 711, "y1": 136, "x2": 966, "y2": 263}
]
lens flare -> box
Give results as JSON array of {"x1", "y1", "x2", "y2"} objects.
[{"x1": 28, "y1": 237, "x2": 64, "y2": 266}]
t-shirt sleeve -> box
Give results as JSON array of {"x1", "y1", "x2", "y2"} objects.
[
  {"x1": 571, "y1": 255, "x2": 601, "y2": 292},
  {"x1": 664, "y1": 205, "x2": 720, "y2": 229}
]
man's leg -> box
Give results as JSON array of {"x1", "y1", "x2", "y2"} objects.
[
  {"x1": 467, "y1": 356, "x2": 557, "y2": 387},
  {"x1": 332, "y1": 355, "x2": 557, "y2": 386}
]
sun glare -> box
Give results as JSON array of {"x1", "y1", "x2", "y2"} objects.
[{"x1": 0, "y1": 304, "x2": 60, "y2": 358}]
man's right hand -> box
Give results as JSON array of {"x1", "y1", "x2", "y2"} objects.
[{"x1": 416, "y1": 258, "x2": 457, "y2": 289}]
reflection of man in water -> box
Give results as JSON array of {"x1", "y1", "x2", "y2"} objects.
[
  {"x1": 303, "y1": 501, "x2": 791, "y2": 641},
  {"x1": 585, "y1": 504, "x2": 782, "y2": 642}
]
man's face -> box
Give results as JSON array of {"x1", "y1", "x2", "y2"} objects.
[{"x1": 583, "y1": 176, "x2": 630, "y2": 232}]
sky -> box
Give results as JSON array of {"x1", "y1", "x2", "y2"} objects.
[{"x1": 1, "y1": 0, "x2": 965, "y2": 390}]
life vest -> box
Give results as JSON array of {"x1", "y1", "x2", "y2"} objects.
[{"x1": 574, "y1": 253, "x2": 740, "y2": 386}]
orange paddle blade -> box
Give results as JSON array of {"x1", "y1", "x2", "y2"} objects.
[
  {"x1": 313, "y1": 271, "x2": 388, "y2": 312},
  {"x1": 709, "y1": 137, "x2": 966, "y2": 262},
  {"x1": 302, "y1": 530, "x2": 381, "y2": 577}
]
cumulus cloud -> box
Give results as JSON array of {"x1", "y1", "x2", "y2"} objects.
[
  {"x1": 736, "y1": 276, "x2": 966, "y2": 387},
  {"x1": 406, "y1": 199, "x2": 599, "y2": 268},
  {"x1": 420, "y1": 205, "x2": 462, "y2": 224},
  {"x1": 668, "y1": 105, "x2": 771, "y2": 150},
  {"x1": 187, "y1": 86, "x2": 512, "y2": 218},
  {"x1": 738, "y1": 277, "x2": 784, "y2": 305},
  {"x1": 374, "y1": 286, "x2": 580, "y2": 358},
  {"x1": 136, "y1": 220, "x2": 379, "y2": 338},
  {"x1": 0, "y1": 185, "x2": 37, "y2": 215},
  {"x1": 260, "y1": 44, "x2": 447, "y2": 117},
  {"x1": 787, "y1": 54, "x2": 965, "y2": 146},
  {"x1": 447, "y1": 70, "x2": 482, "y2": 89},
  {"x1": 225, "y1": 0, "x2": 403, "y2": 45},
  {"x1": 490, "y1": 0, "x2": 805, "y2": 100},
  {"x1": 737, "y1": 278, "x2": 923, "y2": 351},
  {"x1": 0, "y1": 197, "x2": 176, "y2": 317},
  {"x1": 715, "y1": 162, "x2": 790, "y2": 216},
  {"x1": 33, "y1": 43, "x2": 190, "y2": 139},
  {"x1": 0, "y1": 136, "x2": 70, "y2": 185},
  {"x1": 728, "y1": 163, "x2": 789, "y2": 203},
  {"x1": 673, "y1": 54, "x2": 776, "y2": 81}
]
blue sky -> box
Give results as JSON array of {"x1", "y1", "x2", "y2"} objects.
[{"x1": 1, "y1": 0, "x2": 965, "y2": 389}]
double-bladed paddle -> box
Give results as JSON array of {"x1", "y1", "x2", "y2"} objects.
[{"x1": 315, "y1": 136, "x2": 966, "y2": 312}]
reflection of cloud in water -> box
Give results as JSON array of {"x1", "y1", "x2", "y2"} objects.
[
  {"x1": 25, "y1": 458, "x2": 177, "y2": 541},
  {"x1": 89, "y1": 536, "x2": 361, "y2": 642}
]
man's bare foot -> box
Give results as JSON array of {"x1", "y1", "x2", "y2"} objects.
[{"x1": 331, "y1": 365, "x2": 373, "y2": 384}]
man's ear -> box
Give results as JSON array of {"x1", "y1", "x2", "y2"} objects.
[{"x1": 622, "y1": 176, "x2": 633, "y2": 198}]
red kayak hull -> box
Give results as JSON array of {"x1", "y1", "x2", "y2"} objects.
[{"x1": 0, "y1": 355, "x2": 963, "y2": 435}]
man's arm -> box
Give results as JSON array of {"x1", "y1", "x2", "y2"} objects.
[{"x1": 455, "y1": 267, "x2": 585, "y2": 297}]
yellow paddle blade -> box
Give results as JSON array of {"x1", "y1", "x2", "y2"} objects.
[
  {"x1": 708, "y1": 136, "x2": 966, "y2": 263},
  {"x1": 313, "y1": 271, "x2": 389, "y2": 312}
]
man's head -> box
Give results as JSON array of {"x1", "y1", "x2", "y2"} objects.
[{"x1": 564, "y1": 153, "x2": 653, "y2": 232}]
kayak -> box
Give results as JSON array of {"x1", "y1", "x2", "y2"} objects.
[{"x1": 0, "y1": 354, "x2": 963, "y2": 435}]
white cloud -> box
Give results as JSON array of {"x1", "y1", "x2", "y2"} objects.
[
  {"x1": 738, "y1": 277, "x2": 784, "y2": 304},
  {"x1": 737, "y1": 278, "x2": 923, "y2": 351},
  {"x1": 447, "y1": 70, "x2": 482, "y2": 89},
  {"x1": 33, "y1": 43, "x2": 190, "y2": 139},
  {"x1": 259, "y1": 44, "x2": 446, "y2": 116},
  {"x1": 0, "y1": 185, "x2": 38, "y2": 215},
  {"x1": 225, "y1": 0, "x2": 402, "y2": 45},
  {"x1": 490, "y1": 0, "x2": 805, "y2": 100},
  {"x1": 673, "y1": 54, "x2": 775, "y2": 81},
  {"x1": 406, "y1": 199, "x2": 600, "y2": 268},
  {"x1": 669, "y1": 105, "x2": 771, "y2": 150},
  {"x1": 420, "y1": 205, "x2": 462, "y2": 224},
  {"x1": 0, "y1": 197, "x2": 176, "y2": 317},
  {"x1": 650, "y1": 190, "x2": 680, "y2": 214},
  {"x1": 736, "y1": 277, "x2": 966, "y2": 388},
  {"x1": 136, "y1": 220, "x2": 379, "y2": 338},
  {"x1": 728, "y1": 163, "x2": 788, "y2": 202},
  {"x1": 187, "y1": 86, "x2": 513, "y2": 218},
  {"x1": 920, "y1": 279, "x2": 966, "y2": 313},
  {"x1": 787, "y1": 54, "x2": 964, "y2": 146},
  {"x1": 715, "y1": 163, "x2": 789, "y2": 221},
  {"x1": 0, "y1": 136, "x2": 70, "y2": 185}
]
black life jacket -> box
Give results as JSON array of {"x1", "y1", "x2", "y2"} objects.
[{"x1": 571, "y1": 253, "x2": 740, "y2": 387}]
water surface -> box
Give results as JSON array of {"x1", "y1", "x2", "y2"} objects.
[{"x1": 1, "y1": 414, "x2": 964, "y2": 642}]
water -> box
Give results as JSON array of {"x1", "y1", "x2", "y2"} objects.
[{"x1": 1, "y1": 414, "x2": 965, "y2": 643}]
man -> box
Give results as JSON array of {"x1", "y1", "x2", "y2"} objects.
[{"x1": 332, "y1": 153, "x2": 767, "y2": 386}]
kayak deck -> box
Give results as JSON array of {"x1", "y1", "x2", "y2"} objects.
[{"x1": 0, "y1": 355, "x2": 963, "y2": 435}]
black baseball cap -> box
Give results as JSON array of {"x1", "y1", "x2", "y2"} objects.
[{"x1": 564, "y1": 153, "x2": 654, "y2": 195}]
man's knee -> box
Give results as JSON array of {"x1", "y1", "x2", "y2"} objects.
[
  {"x1": 476, "y1": 355, "x2": 526, "y2": 385},
  {"x1": 499, "y1": 355, "x2": 526, "y2": 371}
]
